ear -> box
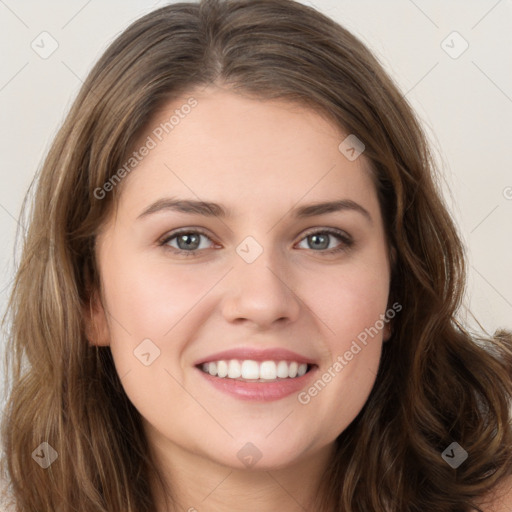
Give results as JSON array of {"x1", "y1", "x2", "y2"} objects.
[
  {"x1": 83, "y1": 288, "x2": 110, "y2": 347},
  {"x1": 383, "y1": 245, "x2": 397, "y2": 343},
  {"x1": 389, "y1": 245, "x2": 397, "y2": 272},
  {"x1": 382, "y1": 321, "x2": 392, "y2": 342}
]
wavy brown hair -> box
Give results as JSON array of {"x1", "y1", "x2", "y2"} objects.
[{"x1": 1, "y1": 0, "x2": 511, "y2": 510}]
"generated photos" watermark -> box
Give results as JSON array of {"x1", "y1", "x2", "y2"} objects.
[{"x1": 298, "y1": 302, "x2": 402, "y2": 405}]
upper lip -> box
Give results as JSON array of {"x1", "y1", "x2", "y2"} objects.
[{"x1": 193, "y1": 347, "x2": 317, "y2": 366}]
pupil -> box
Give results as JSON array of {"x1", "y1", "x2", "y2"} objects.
[
  {"x1": 179, "y1": 234, "x2": 199, "y2": 250},
  {"x1": 311, "y1": 234, "x2": 328, "y2": 250}
]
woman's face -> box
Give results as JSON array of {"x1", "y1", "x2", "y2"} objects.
[{"x1": 88, "y1": 86, "x2": 392, "y2": 471}]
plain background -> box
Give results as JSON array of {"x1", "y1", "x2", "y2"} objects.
[{"x1": 0, "y1": 0, "x2": 511, "y2": 405}]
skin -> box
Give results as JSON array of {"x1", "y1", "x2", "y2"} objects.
[
  {"x1": 474, "y1": 476, "x2": 512, "y2": 512},
  {"x1": 85, "y1": 85, "x2": 393, "y2": 512}
]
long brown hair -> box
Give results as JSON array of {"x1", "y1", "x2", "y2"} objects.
[{"x1": 2, "y1": 0, "x2": 511, "y2": 510}]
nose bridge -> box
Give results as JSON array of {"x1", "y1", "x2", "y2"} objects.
[{"x1": 221, "y1": 235, "x2": 301, "y2": 326}]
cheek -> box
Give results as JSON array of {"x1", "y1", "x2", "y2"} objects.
[
  {"x1": 100, "y1": 252, "x2": 210, "y2": 415},
  {"x1": 295, "y1": 258, "x2": 390, "y2": 438},
  {"x1": 300, "y1": 258, "x2": 390, "y2": 346},
  {"x1": 101, "y1": 248, "x2": 209, "y2": 339}
]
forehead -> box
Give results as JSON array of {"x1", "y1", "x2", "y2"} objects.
[{"x1": 113, "y1": 87, "x2": 379, "y2": 221}]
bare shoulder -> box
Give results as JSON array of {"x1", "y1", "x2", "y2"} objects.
[{"x1": 473, "y1": 474, "x2": 512, "y2": 512}]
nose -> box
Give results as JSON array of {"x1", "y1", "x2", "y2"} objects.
[{"x1": 221, "y1": 248, "x2": 301, "y2": 328}]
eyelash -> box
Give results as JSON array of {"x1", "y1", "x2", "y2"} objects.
[{"x1": 158, "y1": 227, "x2": 354, "y2": 257}]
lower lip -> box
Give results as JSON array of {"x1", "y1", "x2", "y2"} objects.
[{"x1": 195, "y1": 365, "x2": 318, "y2": 402}]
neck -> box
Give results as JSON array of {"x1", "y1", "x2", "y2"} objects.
[{"x1": 147, "y1": 433, "x2": 335, "y2": 512}]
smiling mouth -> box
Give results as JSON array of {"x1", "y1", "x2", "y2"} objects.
[{"x1": 196, "y1": 359, "x2": 317, "y2": 382}]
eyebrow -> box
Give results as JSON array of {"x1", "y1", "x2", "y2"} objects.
[{"x1": 137, "y1": 197, "x2": 372, "y2": 223}]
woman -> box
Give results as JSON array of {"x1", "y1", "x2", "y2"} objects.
[{"x1": 1, "y1": 0, "x2": 511, "y2": 510}]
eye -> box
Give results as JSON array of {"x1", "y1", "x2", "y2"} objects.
[
  {"x1": 159, "y1": 227, "x2": 353, "y2": 257},
  {"x1": 159, "y1": 228, "x2": 216, "y2": 257},
  {"x1": 295, "y1": 228, "x2": 353, "y2": 254}
]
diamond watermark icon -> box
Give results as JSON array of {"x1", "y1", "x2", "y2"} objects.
[
  {"x1": 441, "y1": 442, "x2": 468, "y2": 468},
  {"x1": 441, "y1": 31, "x2": 469, "y2": 59},
  {"x1": 237, "y1": 442, "x2": 263, "y2": 468},
  {"x1": 338, "y1": 134, "x2": 365, "y2": 161},
  {"x1": 134, "y1": 338, "x2": 161, "y2": 366},
  {"x1": 31, "y1": 31, "x2": 59, "y2": 59},
  {"x1": 32, "y1": 442, "x2": 59, "y2": 469},
  {"x1": 236, "y1": 236, "x2": 263, "y2": 264}
]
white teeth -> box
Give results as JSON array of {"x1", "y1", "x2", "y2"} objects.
[
  {"x1": 227, "y1": 360, "x2": 241, "y2": 378},
  {"x1": 241, "y1": 360, "x2": 259, "y2": 379},
  {"x1": 260, "y1": 361, "x2": 276, "y2": 380},
  {"x1": 217, "y1": 360, "x2": 229, "y2": 378},
  {"x1": 276, "y1": 360, "x2": 289, "y2": 378},
  {"x1": 199, "y1": 359, "x2": 310, "y2": 380}
]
